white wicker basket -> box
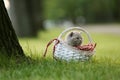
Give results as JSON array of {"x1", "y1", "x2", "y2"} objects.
[{"x1": 44, "y1": 27, "x2": 96, "y2": 61}]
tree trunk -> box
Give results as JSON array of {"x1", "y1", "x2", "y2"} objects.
[
  {"x1": 114, "y1": 0, "x2": 120, "y2": 22},
  {"x1": 9, "y1": 0, "x2": 44, "y2": 37},
  {"x1": 26, "y1": 0, "x2": 45, "y2": 31},
  {"x1": 0, "y1": 0, "x2": 24, "y2": 57}
]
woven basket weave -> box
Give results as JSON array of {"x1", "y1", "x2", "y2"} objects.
[{"x1": 44, "y1": 27, "x2": 96, "y2": 61}]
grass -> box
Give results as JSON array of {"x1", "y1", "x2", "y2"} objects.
[{"x1": 0, "y1": 27, "x2": 120, "y2": 80}]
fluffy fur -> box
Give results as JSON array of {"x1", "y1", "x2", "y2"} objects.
[{"x1": 65, "y1": 31, "x2": 83, "y2": 46}]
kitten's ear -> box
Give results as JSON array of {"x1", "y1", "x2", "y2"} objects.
[{"x1": 69, "y1": 32, "x2": 74, "y2": 37}]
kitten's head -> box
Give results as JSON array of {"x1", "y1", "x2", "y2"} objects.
[{"x1": 65, "y1": 31, "x2": 83, "y2": 46}]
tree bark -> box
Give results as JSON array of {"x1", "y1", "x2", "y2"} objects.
[{"x1": 0, "y1": 0, "x2": 24, "y2": 57}]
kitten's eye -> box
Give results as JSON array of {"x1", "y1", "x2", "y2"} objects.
[{"x1": 76, "y1": 37, "x2": 79, "y2": 39}]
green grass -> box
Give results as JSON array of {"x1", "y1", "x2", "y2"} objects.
[{"x1": 0, "y1": 27, "x2": 120, "y2": 80}]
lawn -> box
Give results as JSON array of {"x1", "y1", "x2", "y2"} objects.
[{"x1": 0, "y1": 27, "x2": 120, "y2": 80}]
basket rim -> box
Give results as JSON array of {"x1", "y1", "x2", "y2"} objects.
[
  {"x1": 55, "y1": 39, "x2": 96, "y2": 52},
  {"x1": 58, "y1": 27, "x2": 93, "y2": 43}
]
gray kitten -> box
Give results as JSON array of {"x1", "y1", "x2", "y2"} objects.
[{"x1": 65, "y1": 31, "x2": 83, "y2": 46}]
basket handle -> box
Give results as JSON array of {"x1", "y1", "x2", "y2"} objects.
[{"x1": 58, "y1": 27, "x2": 93, "y2": 43}]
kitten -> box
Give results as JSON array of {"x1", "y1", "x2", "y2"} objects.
[{"x1": 65, "y1": 31, "x2": 83, "y2": 46}]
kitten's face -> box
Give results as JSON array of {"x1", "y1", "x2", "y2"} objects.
[{"x1": 66, "y1": 32, "x2": 82, "y2": 46}]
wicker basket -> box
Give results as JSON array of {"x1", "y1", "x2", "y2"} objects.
[{"x1": 43, "y1": 27, "x2": 96, "y2": 61}]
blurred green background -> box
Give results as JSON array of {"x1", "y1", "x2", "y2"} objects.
[
  {"x1": 3, "y1": 0, "x2": 120, "y2": 57},
  {"x1": 4, "y1": 0, "x2": 120, "y2": 37}
]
